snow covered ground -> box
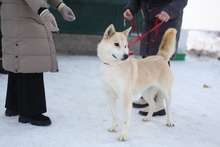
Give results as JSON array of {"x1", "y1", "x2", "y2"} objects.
[
  {"x1": 187, "y1": 30, "x2": 220, "y2": 58},
  {"x1": 0, "y1": 54, "x2": 220, "y2": 147}
]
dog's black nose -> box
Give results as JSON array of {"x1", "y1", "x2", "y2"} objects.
[{"x1": 122, "y1": 54, "x2": 129, "y2": 60}]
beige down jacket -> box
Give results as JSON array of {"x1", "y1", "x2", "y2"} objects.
[{"x1": 1, "y1": 0, "x2": 63, "y2": 73}]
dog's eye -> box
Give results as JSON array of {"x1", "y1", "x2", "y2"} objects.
[{"x1": 114, "y1": 43, "x2": 119, "y2": 47}]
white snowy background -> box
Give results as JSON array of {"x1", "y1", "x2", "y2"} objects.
[{"x1": 1, "y1": 0, "x2": 220, "y2": 146}]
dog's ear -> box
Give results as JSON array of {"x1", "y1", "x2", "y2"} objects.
[
  {"x1": 104, "y1": 24, "x2": 115, "y2": 39},
  {"x1": 122, "y1": 27, "x2": 132, "y2": 37}
]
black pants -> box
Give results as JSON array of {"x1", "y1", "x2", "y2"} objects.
[
  {"x1": 0, "y1": 31, "x2": 2, "y2": 58},
  {"x1": 5, "y1": 72, "x2": 47, "y2": 116}
]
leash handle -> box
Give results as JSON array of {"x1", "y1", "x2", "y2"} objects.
[{"x1": 127, "y1": 17, "x2": 164, "y2": 48}]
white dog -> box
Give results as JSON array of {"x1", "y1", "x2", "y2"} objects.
[{"x1": 97, "y1": 24, "x2": 176, "y2": 141}]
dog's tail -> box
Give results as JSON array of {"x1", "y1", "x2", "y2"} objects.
[{"x1": 157, "y1": 28, "x2": 177, "y2": 61}]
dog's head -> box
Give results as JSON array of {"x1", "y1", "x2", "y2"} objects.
[{"x1": 97, "y1": 24, "x2": 132, "y2": 64}]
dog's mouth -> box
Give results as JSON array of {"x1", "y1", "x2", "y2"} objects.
[
  {"x1": 112, "y1": 54, "x2": 117, "y2": 59},
  {"x1": 112, "y1": 54, "x2": 129, "y2": 61}
]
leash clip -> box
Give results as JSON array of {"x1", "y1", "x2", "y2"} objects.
[
  {"x1": 151, "y1": 39, "x2": 155, "y2": 42},
  {"x1": 123, "y1": 18, "x2": 126, "y2": 27}
]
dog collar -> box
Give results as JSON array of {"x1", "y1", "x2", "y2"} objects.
[{"x1": 103, "y1": 62, "x2": 110, "y2": 65}]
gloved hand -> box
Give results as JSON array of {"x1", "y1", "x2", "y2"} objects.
[
  {"x1": 58, "y1": 3, "x2": 76, "y2": 21},
  {"x1": 40, "y1": 9, "x2": 59, "y2": 32}
]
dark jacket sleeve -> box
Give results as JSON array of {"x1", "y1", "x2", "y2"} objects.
[
  {"x1": 162, "y1": 0, "x2": 188, "y2": 20},
  {"x1": 124, "y1": 0, "x2": 141, "y2": 16}
]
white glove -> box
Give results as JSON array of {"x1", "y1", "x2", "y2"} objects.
[
  {"x1": 58, "y1": 3, "x2": 76, "y2": 21},
  {"x1": 40, "y1": 9, "x2": 59, "y2": 32}
]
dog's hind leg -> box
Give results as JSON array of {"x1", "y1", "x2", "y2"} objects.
[
  {"x1": 162, "y1": 88, "x2": 174, "y2": 127},
  {"x1": 117, "y1": 92, "x2": 133, "y2": 141},
  {"x1": 107, "y1": 95, "x2": 118, "y2": 132},
  {"x1": 142, "y1": 86, "x2": 158, "y2": 121}
]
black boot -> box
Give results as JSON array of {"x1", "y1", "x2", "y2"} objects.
[
  {"x1": 5, "y1": 109, "x2": 19, "y2": 116},
  {"x1": 0, "y1": 59, "x2": 8, "y2": 74},
  {"x1": 132, "y1": 97, "x2": 149, "y2": 108},
  {"x1": 19, "y1": 114, "x2": 52, "y2": 126},
  {"x1": 139, "y1": 109, "x2": 166, "y2": 116}
]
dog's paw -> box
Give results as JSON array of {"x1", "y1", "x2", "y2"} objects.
[
  {"x1": 117, "y1": 134, "x2": 127, "y2": 141},
  {"x1": 108, "y1": 126, "x2": 118, "y2": 132},
  {"x1": 167, "y1": 120, "x2": 175, "y2": 127},
  {"x1": 142, "y1": 117, "x2": 151, "y2": 122},
  {"x1": 167, "y1": 123, "x2": 175, "y2": 127}
]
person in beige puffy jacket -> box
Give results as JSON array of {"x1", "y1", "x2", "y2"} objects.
[
  {"x1": 2, "y1": 0, "x2": 75, "y2": 126},
  {"x1": 0, "y1": 2, "x2": 8, "y2": 74}
]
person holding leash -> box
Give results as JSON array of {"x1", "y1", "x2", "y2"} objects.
[
  {"x1": 123, "y1": 0, "x2": 188, "y2": 116},
  {"x1": 2, "y1": 0, "x2": 75, "y2": 126}
]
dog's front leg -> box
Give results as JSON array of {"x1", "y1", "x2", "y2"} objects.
[
  {"x1": 118, "y1": 93, "x2": 132, "y2": 141},
  {"x1": 107, "y1": 95, "x2": 118, "y2": 132}
]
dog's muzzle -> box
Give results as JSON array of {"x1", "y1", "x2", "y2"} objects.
[{"x1": 112, "y1": 54, "x2": 129, "y2": 61}]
